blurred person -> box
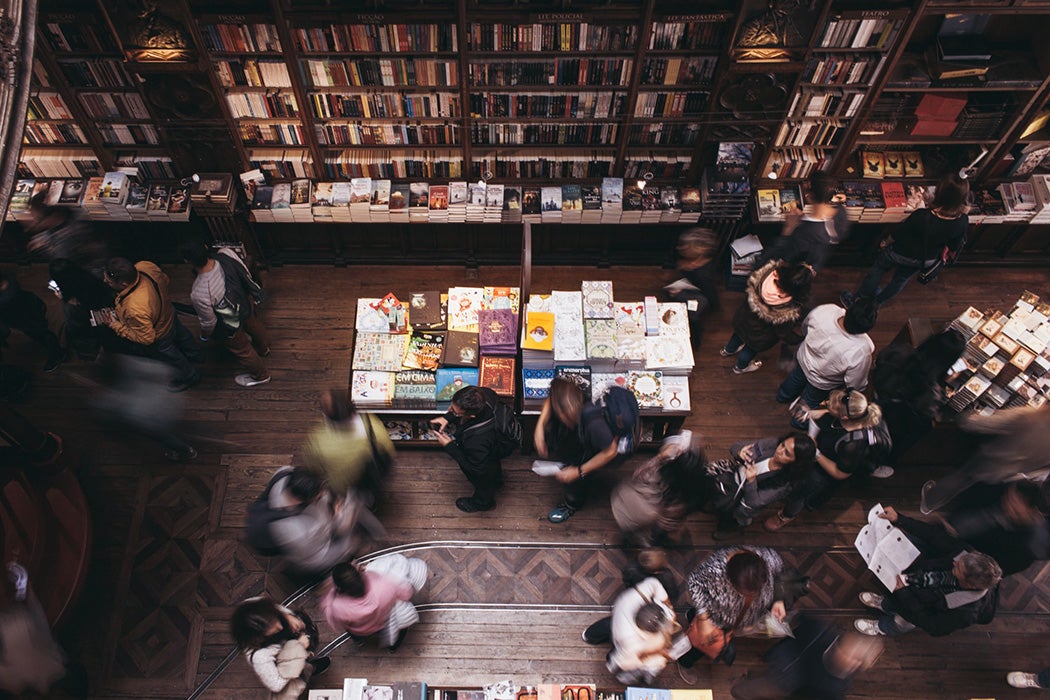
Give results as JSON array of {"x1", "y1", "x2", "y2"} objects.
[
  {"x1": 180, "y1": 236, "x2": 271, "y2": 387},
  {"x1": 776, "y1": 296, "x2": 878, "y2": 421},
  {"x1": 0, "y1": 562, "x2": 71, "y2": 697},
  {"x1": 48, "y1": 257, "x2": 115, "y2": 360},
  {"x1": 665, "y1": 228, "x2": 720, "y2": 350},
  {"x1": 841, "y1": 172, "x2": 969, "y2": 307},
  {"x1": 244, "y1": 466, "x2": 384, "y2": 574},
  {"x1": 301, "y1": 389, "x2": 394, "y2": 502},
  {"x1": 611, "y1": 431, "x2": 708, "y2": 547},
  {"x1": 921, "y1": 403, "x2": 1050, "y2": 514},
  {"x1": 854, "y1": 506, "x2": 1001, "y2": 637},
  {"x1": 431, "y1": 385, "x2": 504, "y2": 512},
  {"x1": 581, "y1": 575, "x2": 679, "y2": 686},
  {"x1": 767, "y1": 389, "x2": 892, "y2": 531},
  {"x1": 24, "y1": 194, "x2": 107, "y2": 275},
  {"x1": 534, "y1": 376, "x2": 620, "y2": 523},
  {"x1": 730, "y1": 614, "x2": 883, "y2": 700},
  {"x1": 758, "y1": 172, "x2": 849, "y2": 273},
  {"x1": 947, "y1": 481, "x2": 1050, "y2": 576},
  {"x1": 102, "y1": 257, "x2": 200, "y2": 391},
  {"x1": 321, "y1": 553, "x2": 428, "y2": 652},
  {"x1": 92, "y1": 354, "x2": 196, "y2": 462},
  {"x1": 720, "y1": 260, "x2": 813, "y2": 375},
  {"x1": 230, "y1": 596, "x2": 330, "y2": 700},
  {"x1": 0, "y1": 269, "x2": 64, "y2": 373}
]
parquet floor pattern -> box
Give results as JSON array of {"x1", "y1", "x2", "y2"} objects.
[{"x1": 5, "y1": 261, "x2": 1050, "y2": 699}]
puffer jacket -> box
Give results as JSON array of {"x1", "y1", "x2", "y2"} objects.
[
  {"x1": 111, "y1": 261, "x2": 174, "y2": 346},
  {"x1": 731, "y1": 260, "x2": 807, "y2": 352}
]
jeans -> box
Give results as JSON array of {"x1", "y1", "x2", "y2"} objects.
[
  {"x1": 775, "y1": 364, "x2": 830, "y2": 408},
  {"x1": 875, "y1": 596, "x2": 917, "y2": 635},
  {"x1": 724, "y1": 332, "x2": 757, "y2": 370},
  {"x1": 857, "y1": 248, "x2": 938, "y2": 305},
  {"x1": 150, "y1": 317, "x2": 199, "y2": 385}
]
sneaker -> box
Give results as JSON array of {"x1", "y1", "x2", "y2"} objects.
[
  {"x1": 732, "y1": 360, "x2": 762, "y2": 374},
  {"x1": 164, "y1": 446, "x2": 197, "y2": 462},
  {"x1": 676, "y1": 661, "x2": 698, "y2": 685},
  {"x1": 853, "y1": 619, "x2": 885, "y2": 636},
  {"x1": 1008, "y1": 672, "x2": 1043, "y2": 689},
  {"x1": 859, "y1": 592, "x2": 885, "y2": 610},
  {"x1": 871, "y1": 465, "x2": 895, "y2": 479},
  {"x1": 919, "y1": 479, "x2": 937, "y2": 515},
  {"x1": 456, "y1": 497, "x2": 495, "y2": 513},
  {"x1": 719, "y1": 345, "x2": 741, "y2": 357},
  {"x1": 235, "y1": 373, "x2": 271, "y2": 387},
  {"x1": 839, "y1": 290, "x2": 857, "y2": 308},
  {"x1": 309, "y1": 656, "x2": 332, "y2": 675},
  {"x1": 548, "y1": 503, "x2": 577, "y2": 523},
  {"x1": 763, "y1": 510, "x2": 795, "y2": 532}
]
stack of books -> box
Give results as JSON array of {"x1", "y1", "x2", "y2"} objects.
[
  {"x1": 600, "y1": 177, "x2": 623, "y2": 223},
  {"x1": 189, "y1": 172, "x2": 236, "y2": 216},
  {"x1": 370, "y1": 179, "x2": 391, "y2": 223},
  {"x1": 99, "y1": 171, "x2": 133, "y2": 219},
  {"x1": 350, "y1": 178, "x2": 373, "y2": 221},
  {"x1": 448, "y1": 181, "x2": 467, "y2": 222}
]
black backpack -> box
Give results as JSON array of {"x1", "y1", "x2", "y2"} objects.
[
  {"x1": 597, "y1": 386, "x2": 641, "y2": 455},
  {"x1": 244, "y1": 469, "x2": 306, "y2": 556},
  {"x1": 490, "y1": 399, "x2": 523, "y2": 458},
  {"x1": 214, "y1": 251, "x2": 265, "y2": 329}
]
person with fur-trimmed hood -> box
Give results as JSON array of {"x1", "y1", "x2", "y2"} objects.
[{"x1": 720, "y1": 260, "x2": 814, "y2": 375}]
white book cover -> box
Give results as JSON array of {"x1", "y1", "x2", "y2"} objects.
[
  {"x1": 447, "y1": 286, "x2": 484, "y2": 332},
  {"x1": 344, "y1": 678, "x2": 368, "y2": 700},
  {"x1": 356, "y1": 298, "x2": 391, "y2": 332},
  {"x1": 658, "y1": 302, "x2": 691, "y2": 338},
  {"x1": 661, "y1": 375, "x2": 690, "y2": 411}
]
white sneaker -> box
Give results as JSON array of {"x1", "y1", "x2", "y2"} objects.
[
  {"x1": 1008, "y1": 672, "x2": 1043, "y2": 689},
  {"x1": 235, "y1": 373, "x2": 272, "y2": 387},
  {"x1": 919, "y1": 480, "x2": 937, "y2": 515},
  {"x1": 871, "y1": 466, "x2": 895, "y2": 479},
  {"x1": 732, "y1": 360, "x2": 762, "y2": 374},
  {"x1": 853, "y1": 619, "x2": 885, "y2": 636},
  {"x1": 859, "y1": 592, "x2": 884, "y2": 610}
]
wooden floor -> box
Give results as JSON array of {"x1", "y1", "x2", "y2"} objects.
[{"x1": 7, "y1": 260, "x2": 1050, "y2": 700}]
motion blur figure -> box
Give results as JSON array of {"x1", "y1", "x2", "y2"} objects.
[{"x1": 92, "y1": 353, "x2": 197, "y2": 462}]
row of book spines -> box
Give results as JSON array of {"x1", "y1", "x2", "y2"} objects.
[
  {"x1": 468, "y1": 93, "x2": 623, "y2": 120},
  {"x1": 293, "y1": 23, "x2": 457, "y2": 54},
  {"x1": 467, "y1": 22, "x2": 639, "y2": 53},
  {"x1": 312, "y1": 93, "x2": 459, "y2": 120},
  {"x1": 240, "y1": 123, "x2": 306, "y2": 146},
  {"x1": 225, "y1": 93, "x2": 300, "y2": 119},
  {"x1": 199, "y1": 24, "x2": 282, "y2": 54},
  {"x1": 77, "y1": 92, "x2": 150, "y2": 119},
  {"x1": 56, "y1": 58, "x2": 133, "y2": 88},
  {"x1": 637, "y1": 56, "x2": 717, "y2": 87},
  {"x1": 818, "y1": 17, "x2": 901, "y2": 50},
  {"x1": 768, "y1": 149, "x2": 830, "y2": 180},
  {"x1": 319, "y1": 124, "x2": 460, "y2": 147},
  {"x1": 469, "y1": 58, "x2": 633, "y2": 87},
  {"x1": 22, "y1": 123, "x2": 88, "y2": 146},
  {"x1": 787, "y1": 92, "x2": 865, "y2": 120},
  {"x1": 97, "y1": 124, "x2": 160, "y2": 146},
  {"x1": 322, "y1": 162, "x2": 465, "y2": 180},
  {"x1": 632, "y1": 92, "x2": 708, "y2": 118},
  {"x1": 470, "y1": 124, "x2": 619, "y2": 146},
  {"x1": 801, "y1": 55, "x2": 887, "y2": 85},
  {"x1": 305, "y1": 58, "x2": 458, "y2": 88},
  {"x1": 774, "y1": 121, "x2": 846, "y2": 148},
  {"x1": 648, "y1": 19, "x2": 728, "y2": 51},
  {"x1": 27, "y1": 94, "x2": 72, "y2": 120},
  {"x1": 16, "y1": 152, "x2": 103, "y2": 179},
  {"x1": 42, "y1": 21, "x2": 119, "y2": 54},
  {"x1": 214, "y1": 59, "x2": 292, "y2": 88}
]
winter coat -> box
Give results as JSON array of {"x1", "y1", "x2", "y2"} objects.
[
  {"x1": 731, "y1": 260, "x2": 806, "y2": 352},
  {"x1": 111, "y1": 261, "x2": 174, "y2": 346}
]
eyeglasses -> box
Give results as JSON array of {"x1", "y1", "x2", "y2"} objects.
[{"x1": 841, "y1": 387, "x2": 867, "y2": 420}]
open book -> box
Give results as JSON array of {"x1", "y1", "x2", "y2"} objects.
[
  {"x1": 854, "y1": 504, "x2": 921, "y2": 590},
  {"x1": 88, "y1": 308, "x2": 116, "y2": 327}
]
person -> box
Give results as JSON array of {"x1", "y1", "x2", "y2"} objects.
[
  {"x1": 758, "y1": 172, "x2": 849, "y2": 273},
  {"x1": 581, "y1": 575, "x2": 679, "y2": 686},
  {"x1": 854, "y1": 506, "x2": 1001, "y2": 637},
  {"x1": 947, "y1": 481, "x2": 1050, "y2": 577},
  {"x1": 0, "y1": 269, "x2": 64, "y2": 373},
  {"x1": 431, "y1": 385, "x2": 504, "y2": 512},
  {"x1": 301, "y1": 389, "x2": 395, "y2": 502},
  {"x1": 102, "y1": 257, "x2": 200, "y2": 391},
  {"x1": 713, "y1": 433, "x2": 817, "y2": 540},
  {"x1": 24, "y1": 194, "x2": 107, "y2": 275},
  {"x1": 321, "y1": 553, "x2": 428, "y2": 651},
  {"x1": 665, "y1": 228, "x2": 720, "y2": 350},
  {"x1": 775, "y1": 296, "x2": 878, "y2": 419},
  {"x1": 730, "y1": 614, "x2": 884, "y2": 700},
  {"x1": 766, "y1": 389, "x2": 891, "y2": 531},
  {"x1": 721, "y1": 259, "x2": 814, "y2": 375},
  {"x1": 48, "y1": 257, "x2": 115, "y2": 360},
  {"x1": 611, "y1": 431, "x2": 708, "y2": 547},
  {"x1": 870, "y1": 329, "x2": 966, "y2": 463},
  {"x1": 230, "y1": 596, "x2": 330, "y2": 700},
  {"x1": 181, "y1": 236, "x2": 271, "y2": 387},
  {"x1": 841, "y1": 172, "x2": 969, "y2": 307},
  {"x1": 252, "y1": 466, "x2": 382, "y2": 574},
  {"x1": 921, "y1": 403, "x2": 1050, "y2": 514},
  {"x1": 1008, "y1": 669, "x2": 1050, "y2": 690},
  {"x1": 685, "y1": 547, "x2": 790, "y2": 666},
  {"x1": 534, "y1": 376, "x2": 619, "y2": 523}
]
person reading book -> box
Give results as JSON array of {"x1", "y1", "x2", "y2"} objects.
[{"x1": 431, "y1": 385, "x2": 504, "y2": 513}]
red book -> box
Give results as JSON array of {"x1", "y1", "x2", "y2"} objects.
[
  {"x1": 881, "y1": 181, "x2": 907, "y2": 208},
  {"x1": 479, "y1": 356, "x2": 516, "y2": 397}
]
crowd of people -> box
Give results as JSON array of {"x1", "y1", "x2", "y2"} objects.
[{"x1": 2, "y1": 177, "x2": 1050, "y2": 699}]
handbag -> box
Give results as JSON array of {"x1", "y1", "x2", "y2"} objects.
[
  {"x1": 704, "y1": 457, "x2": 746, "y2": 512},
  {"x1": 686, "y1": 613, "x2": 733, "y2": 661}
]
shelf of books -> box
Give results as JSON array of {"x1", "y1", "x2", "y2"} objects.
[
  {"x1": 943, "y1": 291, "x2": 1050, "y2": 415},
  {"x1": 316, "y1": 678, "x2": 714, "y2": 700},
  {"x1": 8, "y1": 172, "x2": 190, "y2": 223}
]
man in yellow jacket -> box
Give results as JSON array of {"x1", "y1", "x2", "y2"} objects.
[{"x1": 103, "y1": 257, "x2": 200, "y2": 391}]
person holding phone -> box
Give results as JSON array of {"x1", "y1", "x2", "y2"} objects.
[{"x1": 431, "y1": 385, "x2": 503, "y2": 513}]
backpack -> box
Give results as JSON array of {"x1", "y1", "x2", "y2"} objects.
[
  {"x1": 486, "y1": 390, "x2": 523, "y2": 458},
  {"x1": 834, "y1": 420, "x2": 893, "y2": 473},
  {"x1": 244, "y1": 469, "x2": 306, "y2": 556},
  {"x1": 597, "y1": 386, "x2": 641, "y2": 455},
  {"x1": 214, "y1": 250, "x2": 265, "y2": 330}
]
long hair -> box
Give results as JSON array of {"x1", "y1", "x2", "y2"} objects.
[{"x1": 930, "y1": 173, "x2": 970, "y2": 218}]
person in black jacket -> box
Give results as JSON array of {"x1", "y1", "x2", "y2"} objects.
[
  {"x1": 757, "y1": 172, "x2": 849, "y2": 274},
  {"x1": 854, "y1": 506, "x2": 1002, "y2": 637},
  {"x1": 48, "y1": 257, "x2": 116, "y2": 360},
  {"x1": 432, "y1": 385, "x2": 503, "y2": 513},
  {"x1": 0, "y1": 269, "x2": 64, "y2": 373}
]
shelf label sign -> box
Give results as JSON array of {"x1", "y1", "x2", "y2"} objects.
[
  {"x1": 662, "y1": 14, "x2": 733, "y2": 22},
  {"x1": 532, "y1": 13, "x2": 586, "y2": 22}
]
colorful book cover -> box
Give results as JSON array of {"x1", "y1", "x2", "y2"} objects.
[
  {"x1": 561, "y1": 184, "x2": 582, "y2": 211},
  {"x1": 447, "y1": 286, "x2": 483, "y2": 332},
  {"x1": 883, "y1": 151, "x2": 905, "y2": 178},
  {"x1": 522, "y1": 367, "x2": 555, "y2": 399},
  {"x1": 408, "y1": 291, "x2": 445, "y2": 329},
  {"x1": 680, "y1": 186, "x2": 702, "y2": 212},
  {"x1": 393, "y1": 370, "x2": 437, "y2": 406},
  {"x1": 561, "y1": 685, "x2": 596, "y2": 700},
  {"x1": 482, "y1": 286, "x2": 520, "y2": 314},
  {"x1": 601, "y1": 177, "x2": 623, "y2": 205},
  {"x1": 627, "y1": 369, "x2": 663, "y2": 408},
  {"x1": 442, "y1": 330, "x2": 479, "y2": 367},
  {"x1": 349, "y1": 177, "x2": 373, "y2": 203},
  {"x1": 353, "y1": 331, "x2": 408, "y2": 371},
  {"x1": 435, "y1": 367, "x2": 479, "y2": 402},
  {"x1": 779, "y1": 187, "x2": 801, "y2": 214},
  {"x1": 555, "y1": 365, "x2": 592, "y2": 395},
  {"x1": 522, "y1": 310, "x2": 555, "y2": 351},
  {"x1": 389, "y1": 183, "x2": 410, "y2": 211},
  {"x1": 861, "y1": 151, "x2": 885, "y2": 178},
  {"x1": 478, "y1": 308, "x2": 518, "y2": 352},
  {"x1": 402, "y1": 331, "x2": 444, "y2": 371},
  {"x1": 582, "y1": 184, "x2": 602, "y2": 210},
  {"x1": 290, "y1": 178, "x2": 312, "y2": 206},
  {"x1": 902, "y1": 150, "x2": 924, "y2": 177},
  {"x1": 502, "y1": 187, "x2": 521, "y2": 210},
  {"x1": 146, "y1": 183, "x2": 170, "y2": 211},
  {"x1": 479, "y1": 355, "x2": 516, "y2": 397},
  {"x1": 522, "y1": 187, "x2": 541, "y2": 214},
  {"x1": 429, "y1": 184, "x2": 449, "y2": 210},
  {"x1": 167, "y1": 187, "x2": 190, "y2": 214},
  {"x1": 585, "y1": 319, "x2": 617, "y2": 359},
  {"x1": 350, "y1": 370, "x2": 396, "y2": 404}
]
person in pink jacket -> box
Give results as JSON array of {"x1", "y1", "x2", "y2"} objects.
[{"x1": 321, "y1": 553, "x2": 428, "y2": 651}]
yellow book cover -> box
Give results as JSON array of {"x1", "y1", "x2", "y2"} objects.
[
  {"x1": 523, "y1": 310, "x2": 555, "y2": 351},
  {"x1": 669, "y1": 691, "x2": 713, "y2": 700}
]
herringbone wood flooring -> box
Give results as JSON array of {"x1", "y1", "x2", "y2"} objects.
[{"x1": 6, "y1": 262, "x2": 1050, "y2": 699}]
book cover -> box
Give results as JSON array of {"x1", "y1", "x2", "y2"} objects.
[
  {"x1": 389, "y1": 183, "x2": 410, "y2": 211},
  {"x1": 429, "y1": 184, "x2": 449, "y2": 210},
  {"x1": 902, "y1": 151, "x2": 925, "y2": 178},
  {"x1": 448, "y1": 286, "x2": 483, "y2": 332},
  {"x1": 252, "y1": 185, "x2": 274, "y2": 209},
  {"x1": 290, "y1": 178, "x2": 311, "y2": 206},
  {"x1": 881, "y1": 181, "x2": 907, "y2": 208},
  {"x1": 503, "y1": 187, "x2": 521, "y2": 210},
  {"x1": 625, "y1": 689, "x2": 669, "y2": 700},
  {"x1": 601, "y1": 177, "x2": 623, "y2": 205},
  {"x1": 582, "y1": 184, "x2": 602, "y2": 210},
  {"x1": 350, "y1": 370, "x2": 396, "y2": 405},
  {"x1": 409, "y1": 182, "x2": 431, "y2": 208},
  {"x1": 353, "y1": 331, "x2": 408, "y2": 371},
  {"x1": 755, "y1": 188, "x2": 781, "y2": 220},
  {"x1": 581, "y1": 280, "x2": 615, "y2": 320},
  {"x1": 680, "y1": 186, "x2": 702, "y2": 212},
  {"x1": 448, "y1": 181, "x2": 468, "y2": 204},
  {"x1": 627, "y1": 369, "x2": 663, "y2": 408},
  {"x1": 271, "y1": 182, "x2": 292, "y2": 209},
  {"x1": 309, "y1": 691, "x2": 342, "y2": 700},
  {"x1": 370, "y1": 179, "x2": 391, "y2": 206},
  {"x1": 561, "y1": 184, "x2": 582, "y2": 211},
  {"x1": 555, "y1": 365, "x2": 592, "y2": 395},
  {"x1": 622, "y1": 183, "x2": 643, "y2": 210},
  {"x1": 585, "y1": 319, "x2": 617, "y2": 359},
  {"x1": 146, "y1": 183, "x2": 170, "y2": 211},
  {"x1": 408, "y1": 291, "x2": 445, "y2": 329},
  {"x1": 522, "y1": 310, "x2": 555, "y2": 351},
  {"x1": 485, "y1": 681, "x2": 516, "y2": 700},
  {"x1": 522, "y1": 187, "x2": 541, "y2": 215},
  {"x1": 393, "y1": 370, "x2": 437, "y2": 406},
  {"x1": 344, "y1": 677, "x2": 369, "y2": 700},
  {"x1": 350, "y1": 178, "x2": 373, "y2": 203},
  {"x1": 485, "y1": 184, "x2": 504, "y2": 209},
  {"x1": 402, "y1": 331, "x2": 444, "y2": 371},
  {"x1": 442, "y1": 330, "x2": 480, "y2": 367},
  {"x1": 479, "y1": 356, "x2": 516, "y2": 397},
  {"x1": 468, "y1": 181, "x2": 487, "y2": 206},
  {"x1": 125, "y1": 182, "x2": 148, "y2": 209},
  {"x1": 883, "y1": 151, "x2": 905, "y2": 178},
  {"x1": 167, "y1": 187, "x2": 189, "y2": 215},
  {"x1": 779, "y1": 187, "x2": 801, "y2": 215},
  {"x1": 537, "y1": 685, "x2": 561, "y2": 700},
  {"x1": 522, "y1": 367, "x2": 555, "y2": 399},
  {"x1": 661, "y1": 374, "x2": 690, "y2": 411},
  {"x1": 364, "y1": 686, "x2": 394, "y2": 700},
  {"x1": 392, "y1": 682, "x2": 428, "y2": 700},
  {"x1": 59, "y1": 178, "x2": 85, "y2": 205},
  {"x1": 482, "y1": 286, "x2": 520, "y2": 314},
  {"x1": 540, "y1": 186, "x2": 562, "y2": 212},
  {"x1": 669, "y1": 691, "x2": 712, "y2": 700},
  {"x1": 861, "y1": 151, "x2": 885, "y2": 178},
  {"x1": 561, "y1": 685, "x2": 596, "y2": 700},
  {"x1": 435, "y1": 367, "x2": 479, "y2": 402},
  {"x1": 478, "y1": 308, "x2": 518, "y2": 352}
]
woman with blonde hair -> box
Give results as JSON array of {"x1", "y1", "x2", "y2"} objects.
[{"x1": 765, "y1": 388, "x2": 892, "y2": 531}]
